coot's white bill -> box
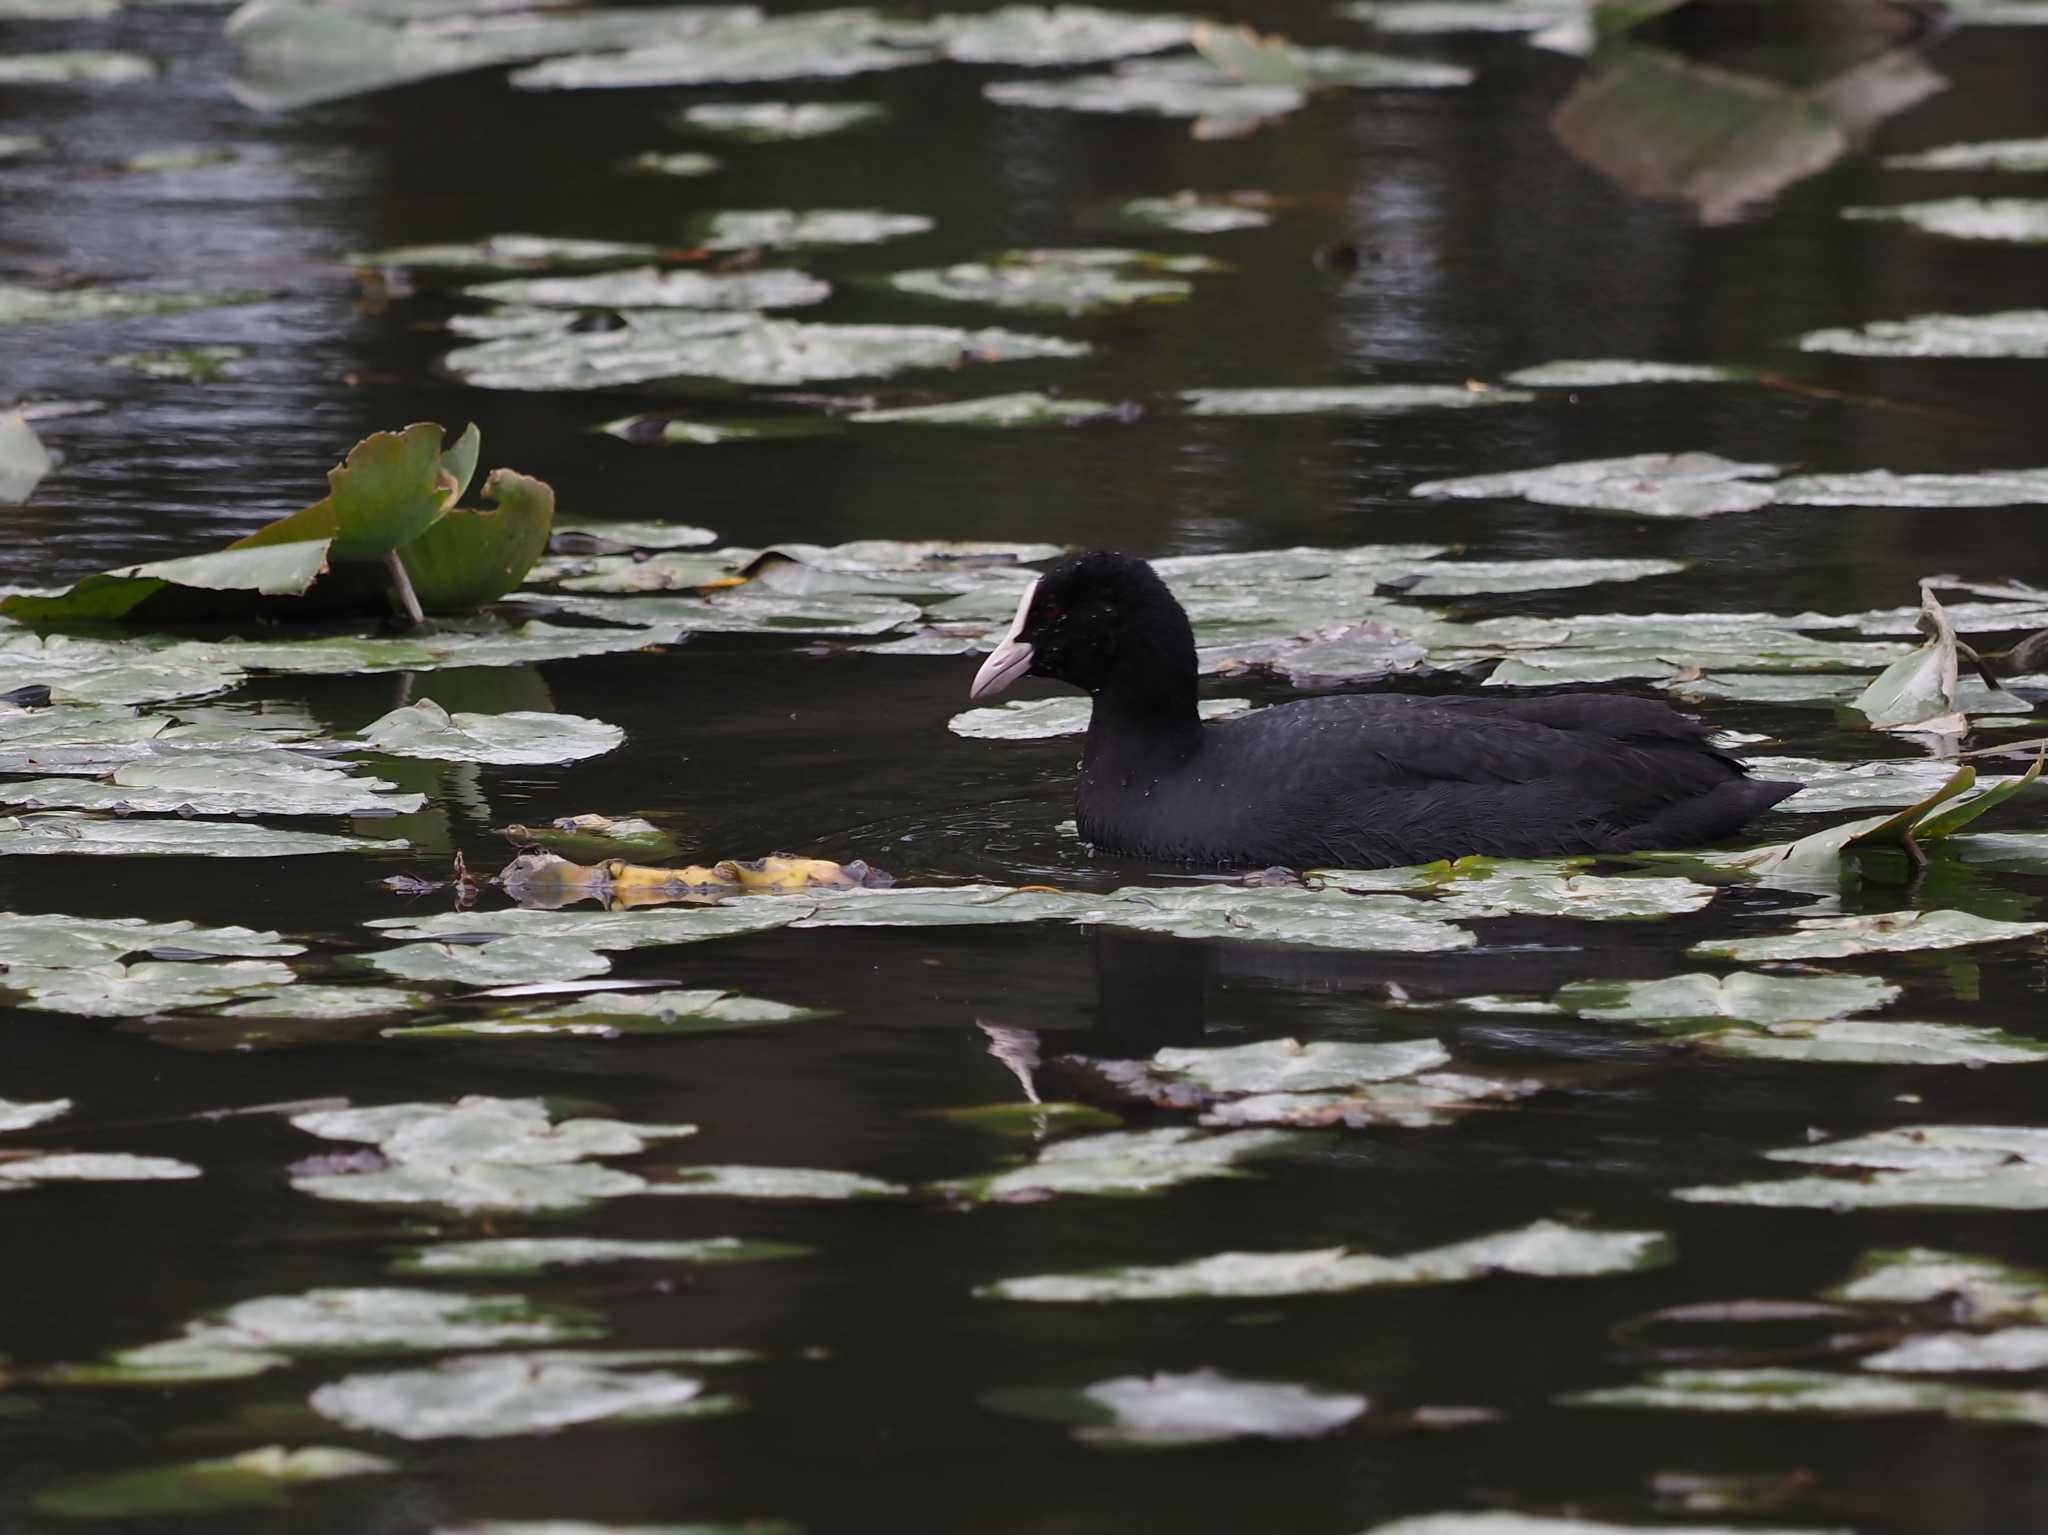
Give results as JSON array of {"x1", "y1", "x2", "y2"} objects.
[{"x1": 969, "y1": 577, "x2": 1039, "y2": 701}]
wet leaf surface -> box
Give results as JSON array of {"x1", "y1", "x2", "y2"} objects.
[
  {"x1": 357, "y1": 699, "x2": 622, "y2": 764},
  {"x1": 1678, "y1": 1126, "x2": 2048, "y2": 1211},
  {"x1": 34, "y1": 1445, "x2": 392, "y2": 1518},
  {"x1": 679, "y1": 99, "x2": 886, "y2": 139},
  {"x1": 1845, "y1": 198, "x2": 2048, "y2": 244},
  {"x1": 1795, "y1": 310, "x2": 2048, "y2": 358},
  {"x1": 1184, "y1": 384, "x2": 1534, "y2": 416},
  {"x1": 3, "y1": 958, "x2": 298, "y2": 1017},
  {"x1": 393, "y1": 1236, "x2": 811, "y2": 1276},
  {"x1": 983, "y1": 1367, "x2": 1366, "y2": 1447},
  {"x1": 0, "y1": 1151, "x2": 202, "y2": 1188},
  {"x1": 1687, "y1": 909, "x2": 2048, "y2": 962},
  {"x1": 890, "y1": 249, "x2": 1205, "y2": 313},
  {"x1": 390, "y1": 989, "x2": 823, "y2": 1039},
  {"x1": 311, "y1": 1351, "x2": 730, "y2": 1439},
  {"x1": 933, "y1": 1127, "x2": 1295, "y2": 1201},
  {"x1": 1413, "y1": 453, "x2": 1781, "y2": 517},
  {"x1": 0, "y1": 813, "x2": 405, "y2": 857}
]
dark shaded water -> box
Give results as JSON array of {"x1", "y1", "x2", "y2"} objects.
[{"x1": 5, "y1": 1, "x2": 2048, "y2": 1530}]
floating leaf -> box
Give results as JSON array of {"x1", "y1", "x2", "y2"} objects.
[
  {"x1": 0, "y1": 911, "x2": 302, "y2": 969},
  {"x1": 1567, "y1": 1366, "x2": 2048, "y2": 1427},
  {"x1": 620, "y1": 149, "x2": 722, "y2": 177},
  {"x1": 466, "y1": 268, "x2": 827, "y2": 311},
  {"x1": 1702, "y1": 1020, "x2": 2048, "y2": 1066},
  {"x1": 217, "y1": 985, "x2": 428, "y2": 1020},
  {"x1": 0, "y1": 813, "x2": 405, "y2": 857},
  {"x1": 1111, "y1": 192, "x2": 1272, "y2": 233},
  {"x1": 950, "y1": 697, "x2": 1250, "y2": 739},
  {"x1": 311, "y1": 1352, "x2": 725, "y2": 1439},
  {"x1": 692, "y1": 208, "x2": 934, "y2": 251},
  {"x1": 649, "y1": 1164, "x2": 907, "y2": 1199},
  {"x1": 1431, "y1": 871, "x2": 1715, "y2": 920},
  {"x1": 33, "y1": 1446, "x2": 392, "y2": 1519},
  {"x1": 367, "y1": 903, "x2": 801, "y2": 949},
  {"x1": 985, "y1": 62, "x2": 1307, "y2": 121},
  {"x1": 0, "y1": 281, "x2": 257, "y2": 328},
  {"x1": 0, "y1": 132, "x2": 47, "y2": 158},
  {"x1": 0, "y1": 49, "x2": 154, "y2": 83},
  {"x1": 985, "y1": 1220, "x2": 1669, "y2": 1302},
  {"x1": 396, "y1": 468, "x2": 557, "y2": 611},
  {"x1": 1554, "y1": 972, "x2": 1900, "y2": 1026},
  {"x1": 1830, "y1": 1247, "x2": 2048, "y2": 1323},
  {"x1": 1884, "y1": 137, "x2": 2048, "y2": 172},
  {"x1": 1775, "y1": 469, "x2": 2048, "y2": 508},
  {"x1": 349, "y1": 234, "x2": 674, "y2": 276},
  {"x1": 356, "y1": 699, "x2": 621, "y2": 765},
  {"x1": 1184, "y1": 384, "x2": 1533, "y2": 416},
  {"x1": 393, "y1": 1236, "x2": 811, "y2": 1276},
  {"x1": 0, "y1": 412, "x2": 54, "y2": 505},
  {"x1": 890, "y1": 249, "x2": 1202, "y2": 313},
  {"x1": 1687, "y1": 909, "x2": 2048, "y2": 963},
  {"x1": 1503, "y1": 359, "x2": 1740, "y2": 387},
  {"x1": 3, "y1": 959, "x2": 298, "y2": 1018},
  {"x1": 6, "y1": 751, "x2": 424, "y2": 817},
  {"x1": 511, "y1": 9, "x2": 937, "y2": 90},
  {"x1": 0, "y1": 1098, "x2": 70, "y2": 1133},
  {"x1": 920, "y1": 5, "x2": 1195, "y2": 64},
  {"x1": 851, "y1": 391, "x2": 1125, "y2": 427},
  {"x1": 0, "y1": 1151, "x2": 200, "y2": 1187},
  {"x1": 679, "y1": 99, "x2": 885, "y2": 139},
  {"x1": 934, "y1": 1127, "x2": 1293, "y2": 1201},
  {"x1": 984, "y1": 1368, "x2": 1365, "y2": 1447},
  {"x1": 1080, "y1": 885, "x2": 1477, "y2": 953},
  {"x1": 391, "y1": 989, "x2": 823, "y2": 1039},
  {"x1": 364, "y1": 937, "x2": 613, "y2": 987},
  {"x1": 101, "y1": 345, "x2": 244, "y2": 381},
  {"x1": 1796, "y1": 310, "x2": 2048, "y2": 359},
  {"x1": 1412, "y1": 452, "x2": 1780, "y2": 517},
  {"x1": 1677, "y1": 1125, "x2": 2048, "y2": 1211},
  {"x1": 1361, "y1": 1513, "x2": 1860, "y2": 1534},
  {"x1": 1845, "y1": 197, "x2": 2048, "y2": 244}
]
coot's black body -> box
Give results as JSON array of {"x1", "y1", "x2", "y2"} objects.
[{"x1": 969, "y1": 551, "x2": 1798, "y2": 869}]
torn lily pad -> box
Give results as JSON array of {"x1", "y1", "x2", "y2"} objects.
[
  {"x1": 0, "y1": 813, "x2": 405, "y2": 857},
  {"x1": 1884, "y1": 137, "x2": 2048, "y2": 172},
  {"x1": 984, "y1": 1368, "x2": 1365, "y2": 1447},
  {"x1": 1413, "y1": 452, "x2": 1781, "y2": 517},
  {"x1": 3, "y1": 959, "x2": 297, "y2": 1018},
  {"x1": 648, "y1": 1165, "x2": 907, "y2": 1199},
  {"x1": 985, "y1": 1219, "x2": 1670, "y2": 1302},
  {"x1": 692, "y1": 208, "x2": 934, "y2": 250},
  {"x1": 679, "y1": 99, "x2": 885, "y2": 139},
  {"x1": 851, "y1": 391, "x2": 1124, "y2": 427},
  {"x1": 934, "y1": 1126, "x2": 1293, "y2": 1201},
  {"x1": 356, "y1": 699, "x2": 622, "y2": 765},
  {"x1": 1677, "y1": 1126, "x2": 2048, "y2": 1212},
  {"x1": 890, "y1": 248, "x2": 1207, "y2": 313},
  {"x1": 4, "y1": 752, "x2": 426, "y2": 817},
  {"x1": 311, "y1": 1351, "x2": 726, "y2": 1439},
  {"x1": 33, "y1": 1446, "x2": 393, "y2": 1519},
  {"x1": 1503, "y1": 359, "x2": 1741, "y2": 387},
  {"x1": 441, "y1": 312, "x2": 1088, "y2": 390},
  {"x1": 394, "y1": 1235, "x2": 810, "y2": 1276},
  {"x1": 1688, "y1": 909, "x2": 2048, "y2": 963},
  {"x1": 391, "y1": 989, "x2": 823, "y2": 1039},
  {"x1": 1185, "y1": 383, "x2": 1532, "y2": 415},
  {"x1": 1845, "y1": 198, "x2": 2048, "y2": 244},
  {"x1": 0, "y1": 412, "x2": 54, "y2": 505},
  {"x1": 466, "y1": 267, "x2": 827, "y2": 311},
  {"x1": 1796, "y1": 310, "x2": 2048, "y2": 359},
  {"x1": 950, "y1": 696, "x2": 1249, "y2": 739}
]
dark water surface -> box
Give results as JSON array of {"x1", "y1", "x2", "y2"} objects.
[{"x1": 4, "y1": 1, "x2": 2048, "y2": 1531}]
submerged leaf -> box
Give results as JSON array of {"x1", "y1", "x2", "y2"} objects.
[{"x1": 33, "y1": 1446, "x2": 392, "y2": 1519}]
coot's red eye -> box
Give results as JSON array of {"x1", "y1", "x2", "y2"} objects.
[{"x1": 1038, "y1": 603, "x2": 1063, "y2": 623}]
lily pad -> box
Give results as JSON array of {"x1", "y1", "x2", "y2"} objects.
[
  {"x1": 1503, "y1": 359, "x2": 1741, "y2": 387},
  {"x1": 356, "y1": 699, "x2": 622, "y2": 764},
  {"x1": 102, "y1": 345, "x2": 244, "y2": 381},
  {"x1": 0, "y1": 813, "x2": 405, "y2": 857},
  {"x1": 364, "y1": 937, "x2": 613, "y2": 987},
  {"x1": 1184, "y1": 383, "x2": 1533, "y2": 415},
  {"x1": 1431, "y1": 871, "x2": 1715, "y2": 920},
  {"x1": 1796, "y1": 310, "x2": 2048, "y2": 359},
  {"x1": 1831, "y1": 1247, "x2": 2048, "y2": 1322},
  {"x1": 0, "y1": 1151, "x2": 201, "y2": 1187},
  {"x1": 919, "y1": 5, "x2": 1195, "y2": 64},
  {"x1": 1555, "y1": 972, "x2": 1900, "y2": 1026},
  {"x1": 890, "y1": 249, "x2": 1202, "y2": 313},
  {"x1": 621, "y1": 150, "x2": 722, "y2": 177},
  {"x1": 0, "y1": 133, "x2": 47, "y2": 158},
  {"x1": 1884, "y1": 137, "x2": 2048, "y2": 172},
  {"x1": 1775, "y1": 469, "x2": 2048, "y2": 508},
  {"x1": 983, "y1": 1368, "x2": 1365, "y2": 1447},
  {"x1": 0, "y1": 280, "x2": 259, "y2": 328},
  {"x1": 0, "y1": 911, "x2": 302, "y2": 969},
  {"x1": 0, "y1": 1098, "x2": 71, "y2": 1133},
  {"x1": 348, "y1": 234, "x2": 675, "y2": 276},
  {"x1": 1360, "y1": 1516, "x2": 1851, "y2": 1534},
  {"x1": 679, "y1": 99, "x2": 885, "y2": 139},
  {"x1": 216, "y1": 985, "x2": 428, "y2": 1020},
  {"x1": 0, "y1": 412, "x2": 54, "y2": 505},
  {"x1": 648, "y1": 1165, "x2": 907, "y2": 1199},
  {"x1": 311, "y1": 1352, "x2": 725, "y2": 1439},
  {"x1": 1845, "y1": 198, "x2": 2048, "y2": 244},
  {"x1": 1080, "y1": 885, "x2": 1478, "y2": 953},
  {"x1": 950, "y1": 696, "x2": 1250, "y2": 739},
  {"x1": 441, "y1": 312, "x2": 1088, "y2": 390},
  {"x1": 3, "y1": 959, "x2": 298, "y2": 1018},
  {"x1": 1702, "y1": 1020, "x2": 2048, "y2": 1066},
  {"x1": 1687, "y1": 909, "x2": 2048, "y2": 963},
  {"x1": 1112, "y1": 192, "x2": 1272, "y2": 233},
  {"x1": 33, "y1": 1446, "x2": 393, "y2": 1519},
  {"x1": 511, "y1": 9, "x2": 936, "y2": 90},
  {"x1": 985, "y1": 63, "x2": 1308, "y2": 122},
  {"x1": 4, "y1": 752, "x2": 425, "y2": 817},
  {"x1": 0, "y1": 49, "x2": 155, "y2": 83},
  {"x1": 393, "y1": 1236, "x2": 810, "y2": 1276},
  {"x1": 391, "y1": 989, "x2": 822, "y2": 1039},
  {"x1": 1567, "y1": 1366, "x2": 2048, "y2": 1427},
  {"x1": 850, "y1": 391, "x2": 1124, "y2": 427},
  {"x1": 692, "y1": 208, "x2": 934, "y2": 250},
  {"x1": 1677, "y1": 1126, "x2": 2048, "y2": 1211},
  {"x1": 367, "y1": 903, "x2": 800, "y2": 949},
  {"x1": 933, "y1": 1126, "x2": 1294, "y2": 1201},
  {"x1": 1412, "y1": 452, "x2": 1781, "y2": 517},
  {"x1": 466, "y1": 268, "x2": 826, "y2": 311}
]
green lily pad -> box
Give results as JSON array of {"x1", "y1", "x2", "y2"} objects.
[
  {"x1": 1399, "y1": 558, "x2": 1687, "y2": 596},
  {"x1": 393, "y1": 1236, "x2": 811, "y2": 1276},
  {"x1": 1360, "y1": 1515, "x2": 1851, "y2": 1534},
  {"x1": 1111, "y1": 192, "x2": 1272, "y2": 232},
  {"x1": 851, "y1": 391, "x2": 1124, "y2": 426},
  {"x1": 510, "y1": 9, "x2": 936, "y2": 90},
  {"x1": 396, "y1": 468, "x2": 557, "y2": 611},
  {"x1": 553, "y1": 518, "x2": 719, "y2": 549},
  {"x1": 0, "y1": 911, "x2": 303, "y2": 968},
  {"x1": 0, "y1": 412, "x2": 54, "y2": 504},
  {"x1": 983, "y1": 1219, "x2": 1670, "y2": 1301},
  {"x1": 33, "y1": 1446, "x2": 392, "y2": 1519},
  {"x1": 0, "y1": 280, "x2": 257, "y2": 328},
  {"x1": 890, "y1": 249, "x2": 1202, "y2": 313},
  {"x1": 348, "y1": 234, "x2": 675, "y2": 276},
  {"x1": 6, "y1": 752, "x2": 424, "y2": 817},
  {"x1": 934, "y1": 1127, "x2": 1294, "y2": 1201},
  {"x1": 692, "y1": 208, "x2": 934, "y2": 250},
  {"x1": 1884, "y1": 137, "x2": 2048, "y2": 172},
  {"x1": 1676, "y1": 1125, "x2": 2048, "y2": 1211},
  {"x1": 1780, "y1": 470, "x2": 2048, "y2": 508},
  {"x1": 356, "y1": 699, "x2": 621, "y2": 764},
  {"x1": 1413, "y1": 452, "x2": 1781, "y2": 517},
  {"x1": 442, "y1": 311, "x2": 1087, "y2": 390},
  {"x1": 648, "y1": 1165, "x2": 908, "y2": 1199},
  {"x1": 933, "y1": 1102, "x2": 1124, "y2": 1138},
  {"x1": 1701, "y1": 1019, "x2": 2048, "y2": 1066},
  {"x1": 679, "y1": 99, "x2": 885, "y2": 139},
  {"x1": 3, "y1": 959, "x2": 298, "y2": 1017},
  {"x1": 918, "y1": 5, "x2": 1195, "y2": 64},
  {"x1": 1185, "y1": 384, "x2": 1533, "y2": 415},
  {"x1": 1866, "y1": 1326, "x2": 2048, "y2": 1373},
  {"x1": 1567, "y1": 1366, "x2": 2048, "y2": 1427},
  {"x1": 983, "y1": 1368, "x2": 1366, "y2": 1447},
  {"x1": 985, "y1": 62, "x2": 1307, "y2": 120},
  {"x1": 311, "y1": 1352, "x2": 727, "y2": 1439},
  {"x1": 0, "y1": 1098, "x2": 71, "y2": 1133},
  {"x1": 1846, "y1": 197, "x2": 2048, "y2": 244},
  {"x1": 1830, "y1": 1247, "x2": 2048, "y2": 1322},
  {"x1": 391, "y1": 989, "x2": 823, "y2": 1039},
  {"x1": 366, "y1": 903, "x2": 801, "y2": 949},
  {"x1": 1796, "y1": 310, "x2": 2048, "y2": 359},
  {"x1": 0, "y1": 49, "x2": 155, "y2": 83},
  {"x1": 950, "y1": 696, "x2": 1250, "y2": 739},
  {"x1": 0, "y1": 1151, "x2": 201, "y2": 1187},
  {"x1": 1432, "y1": 871, "x2": 1715, "y2": 920},
  {"x1": 1555, "y1": 972, "x2": 1900, "y2": 1025},
  {"x1": 1687, "y1": 909, "x2": 2048, "y2": 963},
  {"x1": 1080, "y1": 886, "x2": 1478, "y2": 953},
  {"x1": 101, "y1": 345, "x2": 244, "y2": 381},
  {"x1": 466, "y1": 267, "x2": 826, "y2": 311},
  {"x1": 1503, "y1": 359, "x2": 1741, "y2": 386},
  {"x1": 217, "y1": 985, "x2": 428, "y2": 1020},
  {"x1": 364, "y1": 937, "x2": 613, "y2": 987},
  {"x1": 0, "y1": 812, "x2": 405, "y2": 857},
  {"x1": 621, "y1": 150, "x2": 722, "y2": 177}
]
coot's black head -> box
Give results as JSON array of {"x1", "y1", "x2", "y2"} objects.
[{"x1": 969, "y1": 551, "x2": 1196, "y2": 711}]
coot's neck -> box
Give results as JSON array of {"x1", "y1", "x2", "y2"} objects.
[{"x1": 1087, "y1": 601, "x2": 1202, "y2": 752}]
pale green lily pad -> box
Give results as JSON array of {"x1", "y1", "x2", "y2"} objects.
[
  {"x1": 649, "y1": 1165, "x2": 907, "y2": 1199},
  {"x1": 1796, "y1": 310, "x2": 2048, "y2": 358},
  {"x1": 1113, "y1": 193, "x2": 1272, "y2": 232},
  {"x1": 1432, "y1": 872, "x2": 1715, "y2": 920},
  {"x1": 391, "y1": 989, "x2": 822, "y2": 1039},
  {"x1": 1185, "y1": 384, "x2": 1533, "y2": 415},
  {"x1": 0, "y1": 1151, "x2": 201, "y2": 1187},
  {"x1": 217, "y1": 985, "x2": 427, "y2": 1020},
  {"x1": 101, "y1": 345, "x2": 244, "y2": 381},
  {"x1": 466, "y1": 268, "x2": 826, "y2": 310},
  {"x1": 1756, "y1": 756, "x2": 2026, "y2": 812},
  {"x1": 553, "y1": 518, "x2": 719, "y2": 549},
  {"x1": 1340, "y1": 0, "x2": 1580, "y2": 31},
  {"x1": 1701, "y1": 1020, "x2": 2048, "y2": 1066},
  {"x1": 1830, "y1": 1247, "x2": 2048, "y2": 1322},
  {"x1": 984, "y1": 1368, "x2": 1366, "y2": 1447},
  {"x1": 1845, "y1": 198, "x2": 2048, "y2": 243},
  {"x1": 1865, "y1": 1327, "x2": 2048, "y2": 1373},
  {"x1": 1677, "y1": 1126, "x2": 2048, "y2": 1211},
  {"x1": 1555, "y1": 972, "x2": 1900, "y2": 1025},
  {"x1": 0, "y1": 911, "x2": 303, "y2": 968},
  {"x1": 919, "y1": 5, "x2": 1195, "y2": 64},
  {"x1": 984, "y1": 1219, "x2": 1670, "y2": 1302},
  {"x1": 1776, "y1": 469, "x2": 2048, "y2": 507},
  {"x1": 364, "y1": 937, "x2": 613, "y2": 986},
  {"x1": 0, "y1": 812, "x2": 403, "y2": 857},
  {"x1": 0, "y1": 49, "x2": 155, "y2": 83},
  {"x1": 33, "y1": 1446, "x2": 393, "y2": 1519},
  {"x1": 511, "y1": 9, "x2": 935, "y2": 89},
  {"x1": 1567, "y1": 1366, "x2": 2048, "y2": 1427},
  {"x1": 680, "y1": 99, "x2": 885, "y2": 139},
  {"x1": 692, "y1": 208, "x2": 934, "y2": 250},
  {"x1": 5, "y1": 752, "x2": 424, "y2": 817},
  {"x1": 851, "y1": 391, "x2": 1123, "y2": 427},
  {"x1": 0, "y1": 280, "x2": 258, "y2": 328},
  {"x1": 357, "y1": 699, "x2": 622, "y2": 765},
  {"x1": 985, "y1": 64, "x2": 1307, "y2": 120},
  {"x1": 1397, "y1": 558, "x2": 1685, "y2": 595},
  {"x1": 0, "y1": 632, "x2": 242, "y2": 707},
  {"x1": 394, "y1": 1236, "x2": 811, "y2": 1276},
  {"x1": 0, "y1": 1098, "x2": 71, "y2": 1133},
  {"x1": 1688, "y1": 909, "x2": 2048, "y2": 962},
  {"x1": 950, "y1": 696, "x2": 1250, "y2": 739},
  {"x1": 1359, "y1": 1515, "x2": 1850, "y2": 1534},
  {"x1": 1413, "y1": 452, "x2": 1780, "y2": 517},
  {"x1": 621, "y1": 150, "x2": 722, "y2": 177},
  {"x1": 1884, "y1": 137, "x2": 2048, "y2": 172},
  {"x1": 441, "y1": 312, "x2": 1087, "y2": 390},
  {"x1": 1082, "y1": 886, "x2": 1476, "y2": 952},
  {"x1": 934, "y1": 1127, "x2": 1294, "y2": 1201},
  {"x1": 3, "y1": 959, "x2": 297, "y2": 1018},
  {"x1": 1503, "y1": 359, "x2": 1741, "y2": 387},
  {"x1": 538, "y1": 588, "x2": 922, "y2": 635},
  {"x1": 0, "y1": 133, "x2": 47, "y2": 158},
  {"x1": 366, "y1": 903, "x2": 801, "y2": 950},
  {"x1": 891, "y1": 251, "x2": 1199, "y2": 313},
  {"x1": 933, "y1": 1102, "x2": 1123, "y2": 1137},
  {"x1": 311, "y1": 1352, "x2": 725, "y2": 1439},
  {"x1": 604, "y1": 414, "x2": 835, "y2": 447},
  {"x1": 1, "y1": 412, "x2": 54, "y2": 504},
  {"x1": 123, "y1": 146, "x2": 240, "y2": 173},
  {"x1": 348, "y1": 234, "x2": 673, "y2": 276},
  {"x1": 1151, "y1": 1037, "x2": 1452, "y2": 1094}
]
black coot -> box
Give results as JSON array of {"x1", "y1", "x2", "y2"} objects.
[{"x1": 968, "y1": 550, "x2": 1798, "y2": 869}]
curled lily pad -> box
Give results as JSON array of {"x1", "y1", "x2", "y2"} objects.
[
  {"x1": 3, "y1": 959, "x2": 297, "y2": 1018},
  {"x1": 0, "y1": 1151, "x2": 201, "y2": 1187},
  {"x1": 393, "y1": 1235, "x2": 810, "y2": 1276},
  {"x1": 692, "y1": 208, "x2": 934, "y2": 250},
  {"x1": 984, "y1": 1368, "x2": 1366, "y2": 1447},
  {"x1": 391, "y1": 989, "x2": 823, "y2": 1039},
  {"x1": 648, "y1": 1165, "x2": 907, "y2": 1199},
  {"x1": 1503, "y1": 359, "x2": 1741, "y2": 387},
  {"x1": 0, "y1": 412, "x2": 54, "y2": 505},
  {"x1": 311, "y1": 1351, "x2": 726, "y2": 1439},
  {"x1": 680, "y1": 99, "x2": 885, "y2": 139},
  {"x1": 1413, "y1": 453, "x2": 1781, "y2": 517},
  {"x1": 851, "y1": 392, "x2": 1125, "y2": 427},
  {"x1": 933, "y1": 1127, "x2": 1294, "y2": 1201},
  {"x1": 0, "y1": 813, "x2": 406, "y2": 857},
  {"x1": 1885, "y1": 137, "x2": 2048, "y2": 172},
  {"x1": 950, "y1": 697, "x2": 1249, "y2": 739},
  {"x1": 985, "y1": 1220, "x2": 1669, "y2": 1302},
  {"x1": 1687, "y1": 909, "x2": 2048, "y2": 963},
  {"x1": 1796, "y1": 310, "x2": 2048, "y2": 359},
  {"x1": 33, "y1": 1446, "x2": 393, "y2": 1519},
  {"x1": 357, "y1": 699, "x2": 622, "y2": 764},
  {"x1": 466, "y1": 267, "x2": 825, "y2": 311},
  {"x1": 1845, "y1": 197, "x2": 2048, "y2": 244},
  {"x1": 1185, "y1": 384, "x2": 1532, "y2": 415},
  {"x1": 0, "y1": 49, "x2": 155, "y2": 82}
]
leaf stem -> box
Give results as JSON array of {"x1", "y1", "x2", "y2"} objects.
[{"x1": 385, "y1": 551, "x2": 425, "y2": 628}]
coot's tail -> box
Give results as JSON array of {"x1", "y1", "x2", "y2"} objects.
[{"x1": 1612, "y1": 774, "x2": 1800, "y2": 851}]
